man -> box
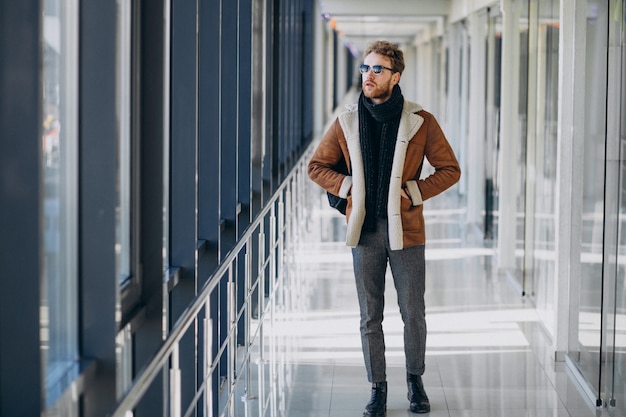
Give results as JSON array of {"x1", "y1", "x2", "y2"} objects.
[{"x1": 308, "y1": 40, "x2": 460, "y2": 416}]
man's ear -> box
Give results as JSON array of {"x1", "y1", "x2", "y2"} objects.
[{"x1": 392, "y1": 72, "x2": 401, "y2": 85}]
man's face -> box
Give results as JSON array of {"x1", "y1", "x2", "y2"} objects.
[{"x1": 361, "y1": 53, "x2": 400, "y2": 104}]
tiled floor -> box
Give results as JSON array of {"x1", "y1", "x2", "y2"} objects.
[{"x1": 280, "y1": 189, "x2": 608, "y2": 417}]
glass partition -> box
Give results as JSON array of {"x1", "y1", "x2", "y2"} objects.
[
  {"x1": 525, "y1": 0, "x2": 559, "y2": 332},
  {"x1": 571, "y1": 0, "x2": 610, "y2": 399},
  {"x1": 485, "y1": 10, "x2": 501, "y2": 243},
  {"x1": 41, "y1": 0, "x2": 79, "y2": 400},
  {"x1": 606, "y1": 0, "x2": 626, "y2": 412},
  {"x1": 116, "y1": 0, "x2": 132, "y2": 285},
  {"x1": 516, "y1": 0, "x2": 529, "y2": 289}
]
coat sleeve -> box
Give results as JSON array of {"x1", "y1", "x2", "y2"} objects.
[
  {"x1": 307, "y1": 118, "x2": 353, "y2": 198},
  {"x1": 417, "y1": 112, "x2": 461, "y2": 201}
]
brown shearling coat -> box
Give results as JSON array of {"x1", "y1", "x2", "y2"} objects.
[{"x1": 308, "y1": 100, "x2": 460, "y2": 250}]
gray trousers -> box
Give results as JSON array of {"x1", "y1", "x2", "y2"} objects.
[{"x1": 352, "y1": 219, "x2": 426, "y2": 383}]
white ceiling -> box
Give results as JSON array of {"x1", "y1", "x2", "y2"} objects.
[{"x1": 318, "y1": 0, "x2": 451, "y2": 54}]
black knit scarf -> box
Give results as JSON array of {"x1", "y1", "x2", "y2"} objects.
[{"x1": 358, "y1": 84, "x2": 404, "y2": 233}]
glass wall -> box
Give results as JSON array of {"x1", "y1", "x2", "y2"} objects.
[
  {"x1": 116, "y1": 0, "x2": 132, "y2": 285},
  {"x1": 560, "y1": 0, "x2": 626, "y2": 412},
  {"x1": 571, "y1": 0, "x2": 610, "y2": 398},
  {"x1": 525, "y1": 0, "x2": 559, "y2": 332},
  {"x1": 601, "y1": 0, "x2": 626, "y2": 413},
  {"x1": 41, "y1": 0, "x2": 79, "y2": 400},
  {"x1": 612, "y1": 0, "x2": 626, "y2": 408},
  {"x1": 516, "y1": 0, "x2": 529, "y2": 284},
  {"x1": 485, "y1": 10, "x2": 501, "y2": 242}
]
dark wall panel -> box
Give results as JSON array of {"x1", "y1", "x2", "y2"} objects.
[
  {"x1": 79, "y1": 0, "x2": 118, "y2": 415},
  {"x1": 0, "y1": 2, "x2": 43, "y2": 415},
  {"x1": 170, "y1": 0, "x2": 199, "y2": 412}
]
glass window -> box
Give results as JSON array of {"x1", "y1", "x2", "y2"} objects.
[
  {"x1": 41, "y1": 0, "x2": 79, "y2": 397},
  {"x1": 516, "y1": 0, "x2": 529, "y2": 281},
  {"x1": 117, "y1": 0, "x2": 132, "y2": 284},
  {"x1": 573, "y1": 0, "x2": 609, "y2": 396},
  {"x1": 528, "y1": 0, "x2": 559, "y2": 332},
  {"x1": 613, "y1": 1, "x2": 626, "y2": 408},
  {"x1": 163, "y1": 1, "x2": 171, "y2": 272},
  {"x1": 484, "y1": 10, "x2": 501, "y2": 242}
]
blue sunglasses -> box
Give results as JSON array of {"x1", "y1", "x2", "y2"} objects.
[{"x1": 359, "y1": 64, "x2": 395, "y2": 75}]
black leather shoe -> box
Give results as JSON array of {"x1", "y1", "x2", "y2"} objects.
[
  {"x1": 407, "y1": 373, "x2": 430, "y2": 413},
  {"x1": 363, "y1": 381, "x2": 387, "y2": 417}
]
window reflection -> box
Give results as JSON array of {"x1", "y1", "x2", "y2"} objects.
[{"x1": 41, "y1": 0, "x2": 79, "y2": 394}]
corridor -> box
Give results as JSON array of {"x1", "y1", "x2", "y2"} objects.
[{"x1": 4, "y1": 1, "x2": 626, "y2": 415}]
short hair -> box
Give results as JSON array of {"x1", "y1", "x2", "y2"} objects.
[{"x1": 363, "y1": 40, "x2": 405, "y2": 74}]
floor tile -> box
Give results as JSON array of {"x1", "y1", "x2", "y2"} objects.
[
  {"x1": 448, "y1": 409, "x2": 572, "y2": 417},
  {"x1": 443, "y1": 386, "x2": 564, "y2": 410}
]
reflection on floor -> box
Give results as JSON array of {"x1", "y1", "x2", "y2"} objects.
[{"x1": 277, "y1": 190, "x2": 607, "y2": 417}]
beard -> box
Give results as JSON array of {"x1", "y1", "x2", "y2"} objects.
[{"x1": 362, "y1": 78, "x2": 394, "y2": 103}]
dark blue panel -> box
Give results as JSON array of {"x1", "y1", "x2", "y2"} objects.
[
  {"x1": 0, "y1": 2, "x2": 43, "y2": 416},
  {"x1": 79, "y1": 0, "x2": 118, "y2": 414},
  {"x1": 198, "y1": 0, "x2": 221, "y2": 261},
  {"x1": 170, "y1": 0, "x2": 199, "y2": 412},
  {"x1": 134, "y1": 0, "x2": 167, "y2": 414},
  {"x1": 238, "y1": 0, "x2": 253, "y2": 236},
  {"x1": 220, "y1": 0, "x2": 239, "y2": 257},
  {"x1": 171, "y1": 0, "x2": 199, "y2": 278}
]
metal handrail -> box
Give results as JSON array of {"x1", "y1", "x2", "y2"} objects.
[{"x1": 109, "y1": 147, "x2": 314, "y2": 417}]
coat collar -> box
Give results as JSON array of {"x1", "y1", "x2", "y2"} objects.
[{"x1": 339, "y1": 100, "x2": 424, "y2": 143}]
